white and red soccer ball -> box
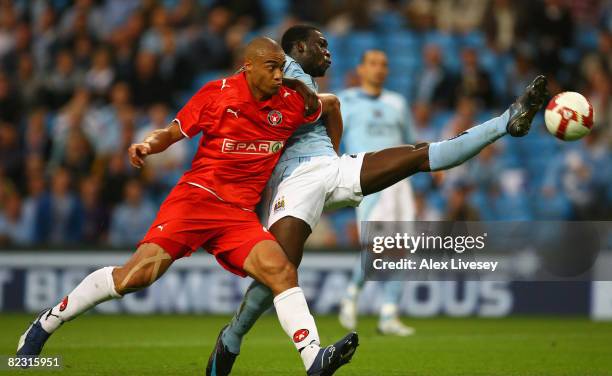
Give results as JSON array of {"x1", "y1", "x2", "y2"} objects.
[{"x1": 544, "y1": 92, "x2": 594, "y2": 141}]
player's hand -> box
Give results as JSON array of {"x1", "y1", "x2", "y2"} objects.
[
  {"x1": 282, "y1": 78, "x2": 319, "y2": 117},
  {"x1": 128, "y1": 142, "x2": 151, "y2": 168}
]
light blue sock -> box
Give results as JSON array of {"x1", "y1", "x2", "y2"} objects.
[
  {"x1": 380, "y1": 281, "x2": 403, "y2": 321},
  {"x1": 346, "y1": 257, "x2": 366, "y2": 300},
  {"x1": 222, "y1": 281, "x2": 273, "y2": 354},
  {"x1": 428, "y1": 111, "x2": 509, "y2": 171}
]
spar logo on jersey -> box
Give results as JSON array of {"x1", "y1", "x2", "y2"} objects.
[
  {"x1": 293, "y1": 329, "x2": 310, "y2": 343},
  {"x1": 267, "y1": 110, "x2": 283, "y2": 126},
  {"x1": 221, "y1": 139, "x2": 284, "y2": 154}
]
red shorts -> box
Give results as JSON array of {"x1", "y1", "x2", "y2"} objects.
[{"x1": 138, "y1": 183, "x2": 276, "y2": 277}]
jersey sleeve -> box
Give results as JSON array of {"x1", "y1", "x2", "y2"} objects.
[
  {"x1": 304, "y1": 98, "x2": 323, "y2": 124},
  {"x1": 284, "y1": 88, "x2": 323, "y2": 125},
  {"x1": 174, "y1": 82, "x2": 219, "y2": 138}
]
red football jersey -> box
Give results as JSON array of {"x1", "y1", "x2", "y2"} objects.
[{"x1": 174, "y1": 72, "x2": 322, "y2": 211}]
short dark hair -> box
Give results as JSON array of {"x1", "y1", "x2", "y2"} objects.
[{"x1": 281, "y1": 25, "x2": 320, "y2": 54}]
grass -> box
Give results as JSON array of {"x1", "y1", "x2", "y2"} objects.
[{"x1": 1, "y1": 314, "x2": 611, "y2": 375}]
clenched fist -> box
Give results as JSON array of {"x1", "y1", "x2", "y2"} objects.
[{"x1": 128, "y1": 142, "x2": 152, "y2": 168}]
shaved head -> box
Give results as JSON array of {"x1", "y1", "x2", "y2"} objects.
[
  {"x1": 245, "y1": 37, "x2": 284, "y2": 62},
  {"x1": 243, "y1": 37, "x2": 286, "y2": 99}
]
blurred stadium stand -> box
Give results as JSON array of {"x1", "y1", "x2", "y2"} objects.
[{"x1": 0, "y1": 0, "x2": 610, "y2": 249}]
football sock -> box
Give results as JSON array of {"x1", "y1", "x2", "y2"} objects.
[
  {"x1": 350, "y1": 256, "x2": 366, "y2": 291},
  {"x1": 380, "y1": 281, "x2": 403, "y2": 321},
  {"x1": 39, "y1": 267, "x2": 122, "y2": 333},
  {"x1": 273, "y1": 287, "x2": 321, "y2": 370},
  {"x1": 222, "y1": 281, "x2": 273, "y2": 354},
  {"x1": 428, "y1": 110, "x2": 509, "y2": 171}
]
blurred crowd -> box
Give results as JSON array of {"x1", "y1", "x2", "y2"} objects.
[{"x1": 0, "y1": 0, "x2": 610, "y2": 248}]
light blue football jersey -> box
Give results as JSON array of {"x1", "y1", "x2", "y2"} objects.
[
  {"x1": 280, "y1": 56, "x2": 336, "y2": 162},
  {"x1": 338, "y1": 88, "x2": 415, "y2": 154},
  {"x1": 338, "y1": 88, "x2": 416, "y2": 223}
]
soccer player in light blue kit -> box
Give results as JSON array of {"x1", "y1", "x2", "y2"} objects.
[
  {"x1": 207, "y1": 25, "x2": 548, "y2": 375},
  {"x1": 337, "y1": 50, "x2": 416, "y2": 336}
]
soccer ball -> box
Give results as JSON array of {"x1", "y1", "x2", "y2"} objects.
[{"x1": 544, "y1": 92, "x2": 594, "y2": 141}]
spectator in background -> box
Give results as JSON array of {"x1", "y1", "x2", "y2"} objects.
[
  {"x1": 411, "y1": 101, "x2": 438, "y2": 142},
  {"x1": 415, "y1": 43, "x2": 455, "y2": 108},
  {"x1": 584, "y1": 68, "x2": 611, "y2": 136},
  {"x1": 213, "y1": 0, "x2": 265, "y2": 30},
  {"x1": 455, "y1": 47, "x2": 495, "y2": 108},
  {"x1": 20, "y1": 174, "x2": 46, "y2": 244},
  {"x1": 58, "y1": 0, "x2": 105, "y2": 42},
  {"x1": 60, "y1": 129, "x2": 95, "y2": 179},
  {"x1": 546, "y1": 130, "x2": 611, "y2": 220},
  {"x1": 141, "y1": 6, "x2": 172, "y2": 55},
  {"x1": 129, "y1": 51, "x2": 172, "y2": 107},
  {"x1": 0, "y1": 122, "x2": 23, "y2": 186},
  {"x1": 16, "y1": 53, "x2": 44, "y2": 111},
  {"x1": 436, "y1": 0, "x2": 488, "y2": 34},
  {"x1": 189, "y1": 7, "x2": 233, "y2": 71},
  {"x1": 0, "y1": 191, "x2": 30, "y2": 246},
  {"x1": 506, "y1": 47, "x2": 538, "y2": 103},
  {"x1": 491, "y1": 170, "x2": 533, "y2": 220},
  {"x1": 102, "y1": 152, "x2": 132, "y2": 207},
  {"x1": 79, "y1": 175, "x2": 109, "y2": 244},
  {"x1": 72, "y1": 35, "x2": 94, "y2": 71},
  {"x1": 33, "y1": 168, "x2": 82, "y2": 245},
  {"x1": 43, "y1": 50, "x2": 83, "y2": 109},
  {"x1": 50, "y1": 89, "x2": 91, "y2": 167},
  {"x1": 467, "y1": 144, "x2": 506, "y2": 191},
  {"x1": 31, "y1": 6, "x2": 58, "y2": 72},
  {"x1": 83, "y1": 82, "x2": 131, "y2": 157},
  {"x1": 446, "y1": 181, "x2": 480, "y2": 221},
  {"x1": 529, "y1": 0, "x2": 574, "y2": 77},
  {"x1": 483, "y1": 0, "x2": 519, "y2": 53},
  {"x1": 0, "y1": 2, "x2": 18, "y2": 61},
  {"x1": 159, "y1": 29, "x2": 193, "y2": 92},
  {"x1": 0, "y1": 73, "x2": 21, "y2": 124},
  {"x1": 414, "y1": 191, "x2": 442, "y2": 221},
  {"x1": 1, "y1": 21, "x2": 31, "y2": 74},
  {"x1": 23, "y1": 109, "x2": 52, "y2": 161},
  {"x1": 108, "y1": 179, "x2": 156, "y2": 247},
  {"x1": 440, "y1": 96, "x2": 478, "y2": 139},
  {"x1": 136, "y1": 103, "x2": 187, "y2": 200},
  {"x1": 532, "y1": 185, "x2": 573, "y2": 219},
  {"x1": 85, "y1": 47, "x2": 115, "y2": 101}
]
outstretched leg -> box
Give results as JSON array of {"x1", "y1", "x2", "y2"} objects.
[
  {"x1": 360, "y1": 75, "x2": 548, "y2": 195},
  {"x1": 17, "y1": 243, "x2": 174, "y2": 357}
]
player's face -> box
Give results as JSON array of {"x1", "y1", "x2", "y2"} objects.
[
  {"x1": 358, "y1": 51, "x2": 388, "y2": 88},
  {"x1": 248, "y1": 51, "x2": 286, "y2": 97},
  {"x1": 302, "y1": 31, "x2": 331, "y2": 77}
]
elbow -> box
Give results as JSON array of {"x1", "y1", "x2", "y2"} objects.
[{"x1": 322, "y1": 94, "x2": 340, "y2": 115}]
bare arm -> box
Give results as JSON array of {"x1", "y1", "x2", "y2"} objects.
[
  {"x1": 128, "y1": 121, "x2": 185, "y2": 168},
  {"x1": 319, "y1": 93, "x2": 343, "y2": 153}
]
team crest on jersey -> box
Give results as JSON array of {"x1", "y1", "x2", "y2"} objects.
[
  {"x1": 267, "y1": 110, "x2": 282, "y2": 126},
  {"x1": 273, "y1": 196, "x2": 285, "y2": 213}
]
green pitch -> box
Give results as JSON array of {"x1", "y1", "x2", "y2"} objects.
[{"x1": 1, "y1": 314, "x2": 612, "y2": 375}]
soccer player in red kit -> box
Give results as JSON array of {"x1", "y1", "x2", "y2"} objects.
[{"x1": 17, "y1": 37, "x2": 358, "y2": 375}]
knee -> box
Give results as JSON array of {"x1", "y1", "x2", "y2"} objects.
[{"x1": 259, "y1": 257, "x2": 298, "y2": 288}]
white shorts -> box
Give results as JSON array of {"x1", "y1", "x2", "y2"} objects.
[
  {"x1": 260, "y1": 153, "x2": 365, "y2": 229},
  {"x1": 355, "y1": 178, "x2": 415, "y2": 236}
]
